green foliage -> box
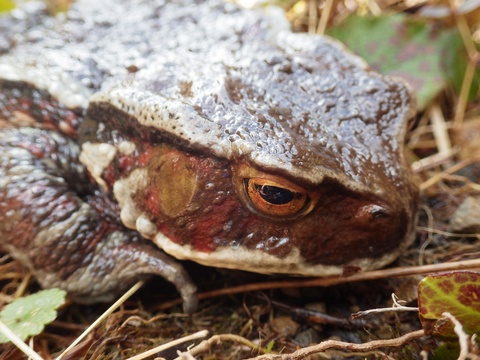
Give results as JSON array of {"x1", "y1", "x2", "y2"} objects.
[
  {"x1": 443, "y1": 31, "x2": 480, "y2": 103},
  {"x1": 0, "y1": 0, "x2": 15, "y2": 12},
  {"x1": 417, "y1": 271, "x2": 480, "y2": 337},
  {"x1": 431, "y1": 341, "x2": 461, "y2": 360},
  {"x1": 327, "y1": 14, "x2": 462, "y2": 109},
  {"x1": 0, "y1": 289, "x2": 66, "y2": 344},
  {"x1": 265, "y1": 339, "x2": 275, "y2": 353}
]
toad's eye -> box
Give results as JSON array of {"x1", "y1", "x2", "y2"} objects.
[{"x1": 245, "y1": 178, "x2": 309, "y2": 218}]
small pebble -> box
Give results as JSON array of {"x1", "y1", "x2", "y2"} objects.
[
  {"x1": 294, "y1": 328, "x2": 321, "y2": 347},
  {"x1": 269, "y1": 316, "x2": 300, "y2": 337},
  {"x1": 449, "y1": 196, "x2": 480, "y2": 233}
]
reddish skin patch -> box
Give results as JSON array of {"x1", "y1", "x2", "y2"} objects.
[
  {"x1": 79, "y1": 219, "x2": 109, "y2": 255},
  {"x1": 59, "y1": 112, "x2": 81, "y2": 137},
  {"x1": 138, "y1": 147, "x2": 156, "y2": 167},
  {"x1": 144, "y1": 190, "x2": 162, "y2": 219},
  {"x1": 0, "y1": 196, "x2": 35, "y2": 249},
  {"x1": 189, "y1": 198, "x2": 257, "y2": 253},
  {"x1": 102, "y1": 165, "x2": 119, "y2": 189},
  {"x1": 102, "y1": 152, "x2": 138, "y2": 189},
  {"x1": 19, "y1": 97, "x2": 33, "y2": 108},
  {"x1": 18, "y1": 142, "x2": 46, "y2": 159},
  {"x1": 136, "y1": 146, "x2": 258, "y2": 253},
  {"x1": 155, "y1": 221, "x2": 183, "y2": 244},
  {"x1": 118, "y1": 154, "x2": 135, "y2": 172},
  {"x1": 1, "y1": 82, "x2": 83, "y2": 136}
]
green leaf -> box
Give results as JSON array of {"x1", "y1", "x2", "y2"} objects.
[
  {"x1": 265, "y1": 339, "x2": 275, "y2": 353},
  {"x1": 431, "y1": 341, "x2": 461, "y2": 360},
  {"x1": 417, "y1": 271, "x2": 480, "y2": 337},
  {"x1": 0, "y1": 0, "x2": 15, "y2": 13},
  {"x1": 442, "y1": 31, "x2": 480, "y2": 103},
  {"x1": 0, "y1": 289, "x2": 66, "y2": 344},
  {"x1": 327, "y1": 14, "x2": 459, "y2": 109}
]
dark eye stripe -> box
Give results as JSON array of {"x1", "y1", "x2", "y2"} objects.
[{"x1": 255, "y1": 184, "x2": 295, "y2": 205}]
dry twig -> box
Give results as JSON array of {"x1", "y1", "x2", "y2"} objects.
[
  {"x1": 126, "y1": 330, "x2": 209, "y2": 360},
  {"x1": 443, "y1": 312, "x2": 480, "y2": 360},
  {"x1": 352, "y1": 293, "x2": 419, "y2": 318},
  {"x1": 157, "y1": 258, "x2": 480, "y2": 310},
  {"x1": 175, "y1": 333, "x2": 275, "y2": 359},
  {"x1": 245, "y1": 329, "x2": 425, "y2": 359}
]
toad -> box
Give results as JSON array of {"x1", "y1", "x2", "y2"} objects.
[{"x1": 0, "y1": 0, "x2": 417, "y2": 312}]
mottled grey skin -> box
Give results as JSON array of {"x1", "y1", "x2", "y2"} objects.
[
  {"x1": 0, "y1": 0, "x2": 417, "y2": 311},
  {"x1": 0, "y1": 126, "x2": 197, "y2": 311}
]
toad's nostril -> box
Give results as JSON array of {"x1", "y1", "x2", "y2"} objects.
[
  {"x1": 370, "y1": 205, "x2": 390, "y2": 219},
  {"x1": 355, "y1": 204, "x2": 390, "y2": 221}
]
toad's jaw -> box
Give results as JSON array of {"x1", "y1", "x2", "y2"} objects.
[{"x1": 151, "y1": 230, "x2": 412, "y2": 276}]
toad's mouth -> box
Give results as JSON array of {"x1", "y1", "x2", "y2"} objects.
[{"x1": 152, "y1": 230, "x2": 411, "y2": 277}]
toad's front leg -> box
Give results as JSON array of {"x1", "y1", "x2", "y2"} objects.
[{"x1": 0, "y1": 127, "x2": 197, "y2": 313}]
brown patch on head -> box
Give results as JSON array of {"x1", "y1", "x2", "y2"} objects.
[
  {"x1": 148, "y1": 149, "x2": 198, "y2": 218},
  {"x1": 291, "y1": 187, "x2": 412, "y2": 266}
]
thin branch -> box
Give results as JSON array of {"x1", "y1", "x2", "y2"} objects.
[
  {"x1": 127, "y1": 330, "x2": 209, "y2": 360},
  {"x1": 352, "y1": 294, "x2": 418, "y2": 319},
  {"x1": 418, "y1": 158, "x2": 476, "y2": 191},
  {"x1": 246, "y1": 329, "x2": 425, "y2": 359},
  {"x1": 411, "y1": 148, "x2": 459, "y2": 174},
  {"x1": 157, "y1": 259, "x2": 480, "y2": 310},
  {"x1": 175, "y1": 333, "x2": 275, "y2": 359}
]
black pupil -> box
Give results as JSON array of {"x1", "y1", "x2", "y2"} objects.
[{"x1": 255, "y1": 184, "x2": 295, "y2": 205}]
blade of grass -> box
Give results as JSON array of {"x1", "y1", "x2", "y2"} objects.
[
  {"x1": 56, "y1": 280, "x2": 145, "y2": 360},
  {"x1": 0, "y1": 320, "x2": 44, "y2": 360}
]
